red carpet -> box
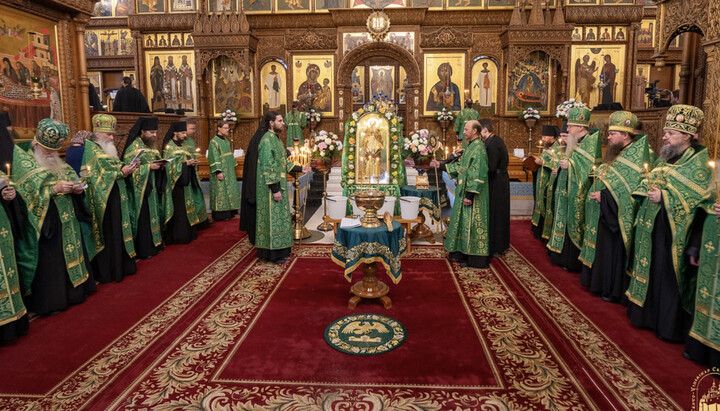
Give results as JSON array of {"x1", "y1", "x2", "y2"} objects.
[
  {"x1": 506, "y1": 219, "x2": 703, "y2": 409},
  {"x1": 0, "y1": 219, "x2": 696, "y2": 409},
  {"x1": 0, "y1": 219, "x2": 252, "y2": 410}
]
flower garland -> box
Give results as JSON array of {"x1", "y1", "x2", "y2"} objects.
[
  {"x1": 222, "y1": 109, "x2": 237, "y2": 122},
  {"x1": 555, "y1": 99, "x2": 586, "y2": 119},
  {"x1": 341, "y1": 101, "x2": 405, "y2": 187}
]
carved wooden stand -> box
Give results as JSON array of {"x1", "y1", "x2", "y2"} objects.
[
  {"x1": 349, "y1": 262, "x2": 392, "y2": 309},
  {"x1": 410, "y1": 209, "x2": 436, "y2": 244}
]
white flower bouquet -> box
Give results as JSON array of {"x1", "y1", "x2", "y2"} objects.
[
  {"x1": 522, "y1": 107, "x2": 541, "y2": 120},
  {"x1": 435, "y1": 107, "x2": 454, "y2": 122},
  {"x1": 305, "y1": 108, "x2": 322, "y2": 122},
  {"x1": 312, "y1": 130, "x2": 343, "y2": 162},
  {"x1": 402, "y1": 129, "x2": 437, "y2": 163},
  {"x1": 555, "y1": 98, "x2": 586, "y2": 119},
  {"x1": 222, "y1": 109, "x2": 237, "y2": 122}
]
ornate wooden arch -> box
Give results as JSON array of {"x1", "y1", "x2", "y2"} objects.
[
  {"x1": 337, "y1": 41, "x2": 421, "y2": 88},
  {"x1": 654, "y1": 0, "x2": 709, "y2": 56}
]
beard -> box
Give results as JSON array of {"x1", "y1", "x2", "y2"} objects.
[
  {"x1": 542, "y1": 139, "x2": 554, "y2": 150},
  {"x1": 96, "y1": 138, "x2": 119, "y2": 159},
  {"x1": 603, "y1": 142, "x2": 626, "y2": 164},
  {"x1": 564, "y1": 134, "x2": 579, "y2": 156},
  {"x1": 659, "y1": 143, "x2": 686, "y2": 161},
  {"x1": 272, "y1": 125, "x2": 284, "y2": 135},
  {"x1": 33, "y1": 147, "x2": 65, "y2": 176},
  {"x1": 141, "y1": 136, "x2": 155, "y2": 147}
]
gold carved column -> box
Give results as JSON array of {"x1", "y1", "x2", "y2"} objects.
[{"x1": 73, "y1": 16, "x2": 91, "y2": 130}]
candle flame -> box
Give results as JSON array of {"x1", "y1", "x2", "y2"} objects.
[{"x1": 710, "y1": 161, "x2": 716, "y2": 168}]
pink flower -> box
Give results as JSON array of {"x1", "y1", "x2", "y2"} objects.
[{"x1": 318, "y1": 142, "x2": 327, "y2": 150}]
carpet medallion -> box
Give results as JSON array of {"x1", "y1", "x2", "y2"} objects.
[{"x1": 324, "y1": 313, "x2": 407, "y2": 355}]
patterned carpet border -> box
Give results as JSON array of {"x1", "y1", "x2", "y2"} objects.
[
  {"x1": 0, "y1": 238, "x2": 253, "y2": 411},
  {"x1": 500, "y1": 246, "x2": 683, "y2": 411},
  {"x1": 107, "y1": 245, "x2": 600, "y2": 410}
]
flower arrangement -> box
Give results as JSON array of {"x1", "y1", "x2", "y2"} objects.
[
  {"x1": 555, "y1": 98, "x2": 586, "y2": 119},
  {"x1": 222, "y1": 109, "x2": 237, "y2": 122},
  {"x1": 435, "y1": 107, "x2": 454, "y2": 122},
  {"x1": 521, "y1": 107, "x2": 541, "y2": 120},
  {"x1": 313, "y1": 130, "x2": 343, "y2": 161},
  {"x1": 403, "y1": 129, "x2": 439, "y2": 162},
  {"x1": 305, "y1": 108, "x2": 321, "y2": 122}
]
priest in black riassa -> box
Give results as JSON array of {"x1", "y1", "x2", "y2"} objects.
[
  {"x1": 112, "y1": 76, "x2": 150, "y2": 113},
  {"x1": 480, "y1": 118, "x2": 510, "y2": 257}
]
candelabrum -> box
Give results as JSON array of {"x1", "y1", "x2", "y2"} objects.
[
  {"x1": 315, "y1": 159, "x2": 334, "y2": 232},
  {"x1": 290, "y1": 145, "x2": 312, "y2": 240}
]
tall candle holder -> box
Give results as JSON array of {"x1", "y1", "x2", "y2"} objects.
[{"x1": 291, "y1": 145, "x2": 311, "y2": 240}]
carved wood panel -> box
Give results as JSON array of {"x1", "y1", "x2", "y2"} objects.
[{"x1": 655, "y1": 0, "x2": 708, "y2": 55}]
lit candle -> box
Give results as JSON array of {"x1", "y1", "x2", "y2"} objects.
[
  {"x1": 592, "y1": 165, "x2": 597, "y2": 193},
  {"x1": 5, "y1": 163, "x2": 9, "y2": 178},
  {"x1": 710, "y1": 161, "x2": 720, "y2": 201},
  {"x1": 195, "y1": 147, "x2": 200, "y2": 159},
  {"x1": 444, "y1": 146, "x2": 449, "y2": 160}
]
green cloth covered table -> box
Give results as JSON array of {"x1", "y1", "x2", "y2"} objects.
[
  {"x1": 332, "y1": 220, "x2": 406, "y2": 284},
  {"x1": 400, "y1": 185, "x2": 447, "y2": 223}
]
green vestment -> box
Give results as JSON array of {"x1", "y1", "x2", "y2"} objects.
[
  {"x1": 0, "y1": 171, "x2": 27, "y2": 327},
  {"x1": 256, "y1": 131, "x2": 295, "y2": 250},
  {"x1": 578, "y1": 136, "x2": 653, "y2": 268},
  {"x1": 444, "y1": 138, "x2": 490, "y2": 257},
  {"x1": 541, "y1": 145, "x2": 563, "y2": 240},
  {"x1": 162, "y1": 140, "x2": 199, "y2": 227},
  {"x1": 531, "y1": 141, "x2": 560, "y2": 228},
  {"x1": 181, "y1": 137, "x2": 208, "y2": 224},
  {"x1": 208, "y1": 135, "x2": 241, "y2": 212},
  {"x1": 284, "y1": 110, "x2": 307, "y2": 147},
  {"x1": 627, "y1": 146, "x2": 712, "y2": 310},
  {"x1": 547, "y1": 131, "x2": 602, "y2": 253},
  {"x1": 82, "y1": 140, "x2": 136, "y2": 259},
  {"x1": 453, "y1": 108, "x2": 480, "y2": 149},
  {"x1": 123, "y1": 137, "x2": 162, "y2": 247},
  {"x1": 14, "y1": 148, "x2": 90, "y2": 292},
  {"x1": 689, "y1": 211, "x2": 720, "y2": 351}
]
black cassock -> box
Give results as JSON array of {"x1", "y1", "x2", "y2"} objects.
[
  {"x1": 485, "y1": 135, "x2": 510, "y2": 256},
  {"x1": 164, "y1": 163, "x2": 198, "y2": 245},
  {"x1": 579, "y1": 189, "x2": 629, "y2": 303},
  {"x1": 626, "y1": 200, "x2": 693, "y2": 342},
  {"x1": 239, "y1": 127, "x2": 264, "y2": 245},
  {"x1": 548, "y1": 168, "x2": 583, "y2": 272},
  {"x1": 92, "y1": 183, "x2": 137, "y2": 283},
  {"x1": 133, "y1": 169, "x2": 165, "y2": 259},
  {"x1": 112, "y1": 86, "x2": 150, "y2": 113},
  {"x1": 29, "y1": 194, "x2": 97, "y2": 315}
]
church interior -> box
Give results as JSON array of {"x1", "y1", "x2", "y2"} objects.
[{"x1": 0, "y1": 0, "x2": 719, "y2": 409}]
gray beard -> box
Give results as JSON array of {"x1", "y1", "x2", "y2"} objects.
[
  {"x1": 659, "y1": 143, "x2": 685, "y2": 161},
  {"x1": 97, "y1": 139, "x2": 119, "y2": 159},
  {"x1": 565, "y1": 134, "x2": 579, "y2": 156},
  {"x1": 33, "y1": 148, "x2": 65, "y2": 176}
]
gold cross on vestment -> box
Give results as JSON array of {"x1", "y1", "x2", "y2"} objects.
[
  {"x1": 705, "y1": 242, "x2": 716, "y2": 254},
  {"x1": 62, "y1": 212, "x2": 70, "y2": 220},
  {"x1": 0, "y1": 228, "x2": 8, "y2": 238},
  {"x1": 66, "y1": 244, "x2": 75, "y2": 253},
  {"x1": 700, "y1": 287, "x2": 711, "y2": 299}
]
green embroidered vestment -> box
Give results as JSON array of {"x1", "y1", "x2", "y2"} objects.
[
  {"x1": 548, "y1": 131, "x2": 602, "y2": 253},
  {"x1": 123, "y1": 137, "x2": 162, "y2": 247},
  {"x1": 579, "y1": 136, "x2": 654, "y2": 267},
  {"x1": 453, "y1": 108, "x2": 480, "y2": 149},
  {"x1": 208, "y1": 136, "x2": 241, "y2": 212},
  {"x1": 531, "y1": 141, "x2": 560, "y2": 228},
  {"x1": 627, "y1": 146, "x2": 712, "y2": 310},
  {"x1": 542, "y1": 145, "x2": 563, "y2": 240},
  {"x1": 14, "y1": 148, "x2": 90, "y2": 292},
  {"x1": 182, "y1": 137, "x2": 208, "y2": 224},
  {"x1": 162, "y1": 140, "x2": 199, "y2": 227},
  {"x1": 284, "y1": 110, "x2": 307, "y2": 147},
  {"x1": 689, "y1": 211, "x2": 720, "y2": 351},
  {"x1": 444, "y1": 138, "x2": 490, "y2": 257},
  {"x1": 256, "y1": 131, "x2": 295, "y2": 251},
  {"x1": 0, "y1": 171, "x2": 27, "y2": 326}
]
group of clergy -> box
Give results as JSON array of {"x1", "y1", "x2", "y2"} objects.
[
  {"x1": 531, "y1": 103, "x2": 720, "y2": 369},
  {"x1": 0, "y1": 113, "x2": 242, "y2": 343}
]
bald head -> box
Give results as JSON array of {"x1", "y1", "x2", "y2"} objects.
[{"x1": 464, "y1": 120, "x2": 481, "y2": 142}]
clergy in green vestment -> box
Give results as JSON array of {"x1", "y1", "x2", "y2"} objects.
[
  {"x1": 547, "y1": 107, "x2": 602, "y2": 272},
  {"x1": 123, "y1": 116, "x2": 164, "y2": 259},
  {"x1": 431, "y1": 119, "x2": 490, "y2": 268},
  {"x1": 531, "y1": 125, "x2": 559, "y2": 240},
  {"x1": 184, "y1": 119, "x2": 209, "y2": 228},
  {"x1": 541, "y1": 129, "x2": 567, "y2": 241},
  {"x1": 0, "y1": 170, "x2": 28, "y2": 339},
  {"x1": 15, "y1": 118, "x2": 96, "y2": 314},
  {"x1": 83, "y1": 114, "x2": 138, "y2": 283},
  {"x1": 208, "y1": 120, "x2": 241, "y2": 221},
  {"x1": 685, "y1": 201, "x2": 720, "y2": 368},
  {"x1": 454, "y1": 99, "x2": 480, "y2": 149},
  {"x1": 579, "y1": 111, "x2": 654, "y2": 302},
  {"x1": 252, "y1": 111, "x2": 311, "y2": 263},
  {"x1": 284, "y1": 100, "x2": 307, "y2": 147},
  {"x1": 626, "y1": 104, "x2": 712, "y2": 342},
  {"x1": 162, "y1": 121, "x2": 199, "y2": 245}
]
